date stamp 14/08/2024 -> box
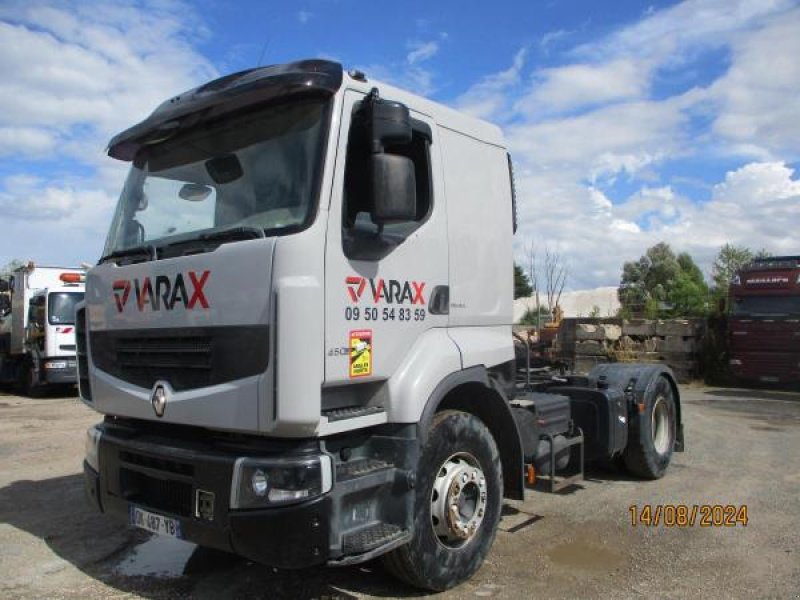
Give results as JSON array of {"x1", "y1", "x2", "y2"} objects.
[{"x1": 629, "y1": 504, "x2": 748, "y2": 528}]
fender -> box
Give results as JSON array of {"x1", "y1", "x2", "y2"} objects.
[
  {"x1": 419, "y1": 366, "x2": 525, "y2": 500},
  {"x1": 587, "y1": 363, "x2": 684, "y2": 452}
]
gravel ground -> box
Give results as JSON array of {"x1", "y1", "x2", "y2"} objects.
[{"x1": 0, "y1": 384, "x2": 798, "y2": 599}]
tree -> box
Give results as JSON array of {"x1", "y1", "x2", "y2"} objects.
[
  {"x1": 618, "y1": 242, "x2": 708, "y2": 317},
  {"x1": 709, "y1": 244, "x2": 772, "y2": 312},
  {"x1": 711, "y1": 244, "x2": 753, "y2": 294},
  {"x1": 544, "y1": 247, "x2": 568, "y2": 317},
  {"x1": 525, "y1": 242, "x2": 542, "y2": 329},
  {"x1": 519, "y1": 305, "x2": 551, "y2": 326},
  {"x1": 513, "y1": 263, "x2": 532, "y2": 299},
  {"x1": 1, "y1": 259, "x2": 25, "y2": 277}
]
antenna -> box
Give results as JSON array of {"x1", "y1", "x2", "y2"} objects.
[{"x1": 257, "y1": 37, "x2": 271, "y2": 66}]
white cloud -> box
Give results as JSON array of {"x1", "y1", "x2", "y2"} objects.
[
  {"x1": 515, "y1": 59, "x2": 650, "y2": 116},
  {"x1": 406, "y1": 40, "x2": 438, "y2": 65},
  {"x1": 466, "y1": 1, "x2": 800, "y2": 290},
  {"x1": 355, "y1": 38, "x2": 444, "y2": 97},
  {"x1": 0, "y1": 0, "x2": 217, "y2": 266},
  {"x1": 0, "y1": 127, "x2": 57, "y2": 157},
  {"x1": 0, "y1": 172, "x2": 116, "y2": 265},
  {"x1": 506, "y1": 98, "x2": 685, "y2": 175},
  {"x1": 540, "y1": 29, "x2": 572, "y2": 53},
  {"x1": 0, "y1": 1, "x2": 216, "y2": 162},
  {"x1": 455, "y1": 48, "x2": 527, "y2": 121},
  {"x1": 708, "y1": 10, "x2": 800, "y2": 159}
]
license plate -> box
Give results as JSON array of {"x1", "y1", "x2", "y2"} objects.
[{"x1": 129, "y1": 505, "x2": 183, "y2": 539}]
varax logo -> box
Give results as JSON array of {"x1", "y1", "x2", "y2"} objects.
[
  {"x1": 113, "y1": 270, "x2": 210, "y2": 313},
  {"x1": 346, "y1": 276, "x2": 425, "y2": 305}
]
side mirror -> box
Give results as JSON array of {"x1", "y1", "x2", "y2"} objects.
[
  {"x1": 371, "y1": 154, "x2": 416, "y2": 224},
  {"x1": 369, "y1": 97, "x2": 412, "y2": 152}
]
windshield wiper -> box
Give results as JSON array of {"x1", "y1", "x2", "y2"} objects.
[
  {"x1": 160, "y1": 226, "x2": 266, "y2": 257},
  {"x1": 99, "y1": 244, "x2": 157, "y2": 265},
  {"x1": 196, "y1": 225, "x2": 265, "y2": 242}
]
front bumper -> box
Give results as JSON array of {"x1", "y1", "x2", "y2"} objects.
[
  {"x1": 730, "y1": 352, "x2": 800, "y2": 383},
  {"x1": 86, "y1": 423, "x2": 330, "y2": 568},
  {"x1": 44, "y1": 363, "x2": 77, "y2": 384}
]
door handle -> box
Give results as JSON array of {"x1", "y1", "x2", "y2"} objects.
[{"x1": 428, "y1": 285, "x2": 449, "y2": 315}]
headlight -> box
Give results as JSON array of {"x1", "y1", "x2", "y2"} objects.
[
  {"x1": 45, "y1": 361, "x2": 67, "y2": 369},
  {"x1": 85, "y1": 425, "x2": 102, "y2": 471},
  {"x1": 729, "y1": 359, "x2": 742, "y2": 366},
  {"x1": 230, "y1": 455, "x2": 333, "y2": 509}
]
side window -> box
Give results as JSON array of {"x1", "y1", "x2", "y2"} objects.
[{"x1": 342, "y1": 105, "x2": 433, "y2": 260}]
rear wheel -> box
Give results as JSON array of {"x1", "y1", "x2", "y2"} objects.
[
  {"x1": 382, "y1": 410, "x2": 502, "y2": 591},
  {"x1": 22, "y1": 363, "x2": 43, "y2": 398},
  {"x1": 623, "y1": 376, "x2": 676, "y2": 479}
]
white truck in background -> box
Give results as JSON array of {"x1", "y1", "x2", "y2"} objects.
[
  {"x1": 0, "y1": 264, "x2": 85, "y2": 395},
  {"x1": 79, "y1": 59, "x2": 683, "y2": 591}
]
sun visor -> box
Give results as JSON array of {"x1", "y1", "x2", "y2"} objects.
[{"x1": 107, "y1": 59, "x2": 343, "y2": 162}]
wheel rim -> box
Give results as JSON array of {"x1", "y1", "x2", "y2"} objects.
[
  {"x1": 651, "y1": 397, "x2": 671, "y2": 455},
  {"x1": 430, "y1": 452, "x2": 487, "y2": 548}
]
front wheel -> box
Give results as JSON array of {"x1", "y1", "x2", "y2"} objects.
[
  {"x1": 382, "y1": 410, "x2": 503, "y2": 591},
  {"x1": 623, "y1": 376, "x2": 676, "y2": 479}
]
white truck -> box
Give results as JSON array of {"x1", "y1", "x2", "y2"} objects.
[
  {"x1": 80, "y1": 59, "x2": 684, "y2": 590},
  {"x1": 0, "y1": 264, "x2": 85, "y2": 394}
]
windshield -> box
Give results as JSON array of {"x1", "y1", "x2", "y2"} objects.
[
  {"x1": 732, "y1": 295, "x2": 800, "y2": 317},
  {"x1": 48, "y1": 292, "x2": 84, "y2": 325},
  {"x1": 103, "y1": 97, "x2": 330, "y2": 257}
]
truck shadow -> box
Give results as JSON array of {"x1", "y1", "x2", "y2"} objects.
[
  {"x1": 703, "y1": 387, "x2": 800, "y2": 403},
  {"x1": 0, "y1": 474, "x2": 427, "y2": 599}
]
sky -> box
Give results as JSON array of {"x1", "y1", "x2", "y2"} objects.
[{"x1": 0, "y1": 0, "x2": 799, "y2": 290}]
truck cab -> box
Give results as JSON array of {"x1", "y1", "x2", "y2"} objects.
[
  {"x1": 81, "y1": 59, "x2": 682, "y2": 591},
  {"x1": 729, "y1": 256, "x2": 800, "y2": 384},
  {"x1": 0, "y1": 265, "x2": 84, "y2": 392}
]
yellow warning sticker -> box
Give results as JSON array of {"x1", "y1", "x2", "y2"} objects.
[{"x1": 349, "y1": 329, "x2": 372, "y2": 378}]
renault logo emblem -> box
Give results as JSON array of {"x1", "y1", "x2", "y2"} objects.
[{"x1": 151, "y1": 384, "x2": 167, "y2": 417}]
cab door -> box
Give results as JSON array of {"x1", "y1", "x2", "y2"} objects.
[{"x1": 324, "y1": 89, "x2": 448, "y2": 386}]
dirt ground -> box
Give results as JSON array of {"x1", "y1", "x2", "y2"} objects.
[{"x1": 1, "y1": 384, "x2": 798, "y2": 599}]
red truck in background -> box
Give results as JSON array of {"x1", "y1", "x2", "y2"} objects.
[{"x1": 729, "y1": 255, "x2": 800, "y2": 384}]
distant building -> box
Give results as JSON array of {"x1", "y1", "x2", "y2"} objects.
[{"x1": 513, "y1": 286, "x2": 620, "y2": 323}]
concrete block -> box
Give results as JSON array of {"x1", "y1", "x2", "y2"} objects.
[
  {"x1": 576, "y1": 323, "x2": 622, "y2": 341},
  {"x1": 618, "y1": 336, "x2": 658, "y2": 353},
  {"x1": 575, "y1": 340, "x2": 607, "y2": 356},
  {"x1": 622, "y1": 319, "x2": 656, "y2": 337},
  {"x1": 657, "y1": 336, "x2": 698, "y2": 353},
  {"x1": 575, "y1": 324, "x2": 604, "y2": 341},
  {"x1": 656, "y1": 319, "x2": 702, "y2": 337}
]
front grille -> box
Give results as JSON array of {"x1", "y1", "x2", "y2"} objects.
[
  {"x1": 90, "y1": 326, "x2": 269, "y2": 392},
  {"x1": 120, "y1": 468, "x2": 193, "y2": 517},
  {"x1": 75, "y1": 307, "x2": 92, "y2": 401},
  {"x1": 120, "y1": 451, "x2": 194, "y2": 476},
  {"x1": 115, "y1": 335, "x2": 213, "y2": 390},
  {"x1": 60, "y1": 344, "x2": 76, "y2": 351}
]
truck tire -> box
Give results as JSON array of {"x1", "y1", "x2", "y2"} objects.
[
  {"x1": 623, "y1": 375, "x2": 675, "y2": 479},
  {"x1": 382, "y1": 410, "x2": 502, "y2": 591},
  {"x1": 22, "y1": 363, "x2": 43, "y2": 398}
]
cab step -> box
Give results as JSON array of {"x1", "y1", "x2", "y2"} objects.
[
  {"x1": 323, "y1": 405, "x2": 385, "y2": 422},
  {"x1": 337, "y1": 458, "x2": 393, "y2": 482},
  {"x1": 319, "y1": 406, "x2": 387, "y2": 435},
  {"x1": 342, "y1": 522, "x2": 407, "y2": 555}
]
